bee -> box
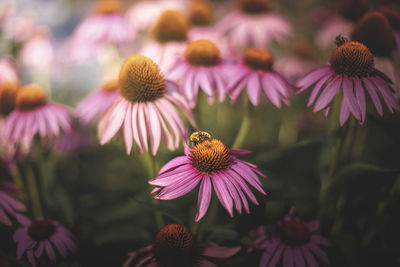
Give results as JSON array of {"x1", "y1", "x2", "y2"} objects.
[
  {"x1": 190, "y1": 131, "x2": 211, "y2": 146},
  {"x1": 334, "y1": 34, "x2": 348, "y2": 47}
]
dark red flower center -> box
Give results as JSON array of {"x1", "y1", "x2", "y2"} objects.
[
  {"x1": 93, "y1": 0, "x2": 122, "y2": 14},
  {"x1": 337, "y1": 0, "x2": 369, "y2": 22},
  {"x1": 189, "y1": 0, "x2": 213, "y2": 26},
  {"x1": 119, "y1": 55, "x2": 166, "y2": 103},
  {"x1": 238, "y1": 0, "x2": 270, "y2": 14},
  {"x1": 185, "y1": 40, "x2": 221, "y2": 67},
  {"x1": 351, "y1": 11, "x2": 395, "y2": 58},
  {"x1": 190, "y1": 138, "x2": 231, "y2": 174},
  {"x1": 243, "y1": 48, "x2": 274, "y2": 71},
  {"x1": 15, "y1": 85, "x2": 47, "y2": 111},
  {"x1": 0, "y1": 81, "x2": 20, "y2": 116},
  {"x1": 28, "y1": 219, "x2": 56, "y2": 241},
  {"x1": 277, "y1": 220, "x2": 311, "y2": 247},
  {"x1": 329, "y1": 41, "x2": 374, "y2": 77},
  {"x1": 152, "y1": 224, "x2": 199, "y2": 267},
  {"x1": 152, "y1": 10, "x2": 189, "y2": 43}
]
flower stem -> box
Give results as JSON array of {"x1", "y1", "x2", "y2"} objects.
[
  {"x1": 143, "y1": 152, "x2": 164, "y2": 229},
  {"x1": 17, "y1": 162, "x2": 42, "y2": 218},
  {"x1": 232, "y1": 96, "x2": 250, "y2": 149}
]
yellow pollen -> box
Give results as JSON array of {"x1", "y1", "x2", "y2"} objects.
[
  {"x1": 152, "y1": 10, "x2": 189, "y2": 43},
  {"x1": 0, "y1": 82, "x2": 20, "y2": 116},
  {"x1": 329, "y1": 41, "x2": 374, "y2": 77},
  {"x1": 243, "y1": 48, "x2": 274, "y2": 71},
  {"x1": 118, "y1": 55, "x2": 166, "y2": 103},
  {"x1": 15, "y1": 84, "x2": 47, "y2": 111},
  {"x1": 238, "y1": 0, "x2": 270, "y2": 14},
  {"x1": 185, "y1": 40, "x2": 221, "y2": 67},
  {"x1": 351, "y1": 11, "x2": 395, "y2": 58},
  {"x1": 153, "y1": 224, "x2": 198, "y2": 267},
  {"x1": 190, "y1": 138, "x2": 231, "y2": 173},
  {"x1": 102, "y1": 79, "x2": 119, "y2": 93},
  {"x1": 189, "y1": 0, "x2": 213, "y2": 26},
  {"x1": 93, "y1": 0, "x2": 122, "y2": 14}
]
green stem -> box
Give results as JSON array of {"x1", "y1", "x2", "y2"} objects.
[
  {"x1": 23, "y1": 164, "x2": 43, "y2": 218},
  {"x1": 143, "y1": 153, "x2": 164, "y2": 229},
  {"x1": 232, "y1": 97, "x2": 250, "y2": 149}
]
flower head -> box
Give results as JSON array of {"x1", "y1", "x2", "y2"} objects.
[
  {"x1": 228, "y1": 48, "x2": 291, "y2": 107},
  {"x1": 76, "y1": 79, "x2": 120, "y2": 124},
  {"x1": 150, "y1": 131, "x2": 266, "y2": 222},
  {"x1": 297, "y1": 39, "x2": 399, "y2": 126},
  {"x1": 98, "y1": 55, "x2": 195, "y2": 155},
  {"x1": 152, "y1": 10, "x2": 189, "y2": 44},
  {"x1": 253, "y1": 208, "x2": 332, "y2": 267},
  {"x1": 0, "y1": 81, "x2": 20, "y2": 117},
  {"x1": 218, "y1": 0, "x2": 292, "y2": 52},
  {"x1": 13, "y1": 215, "x2": 76, "y2": 266},
  {"x1": 337, "y1": 0, "x2": 369, "y2": 22},
  {"x1": 1, "y1": 84, "x2": 72, "y2": 145},
  {"x1": 351, "y1": 11, "x2": 396, "y2": 58},
  {"x1": 167, "y1": 39, "x2": 228, "y2": 107},
  {"x1": 188, "y1": 0, "x2": 213, "y2": 26},
  {"x1": 123, "y1": 223, "x2": 240, "y2": 267}
]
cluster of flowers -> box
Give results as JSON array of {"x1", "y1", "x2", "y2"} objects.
[{"x1": 0, "y1": 0, "x2": 399, "y2": 266}]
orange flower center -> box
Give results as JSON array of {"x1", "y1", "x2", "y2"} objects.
[
  {"x1": 0, "y1": 81, "x2": 20, "y2": 116},
  {"x1": 185, "y1": 40, "x2": 221, "y2": 67},
  {"x1": 238, "y1": 0, "x2": 270, "y2": 14},
  {"x1": 190, "y1": 138, "x2": 231, "y2": 173},
  {"x1": 329, "y1": 41, "x2": 374, "y2": 77},
  {"x1": 188, "y1": 0, "x2": 213, "y2": 26},
  {"x1": 119, "y1": 55, "x2": 165, "y2": 103},
  {"x1": 15, "y1": 85, "x2": 47, "y2": 111},
  {"x1": 152, "y1": 224, "x2": 199, "y2": 267},
  {"x1": 102, "y1": 79, "x2": 119, "y2": 93},
  {"x1": 28, "y1": 219, "x2": 56, "y2": 241},
  {"x1": 277, "y1": 220, "x2": 311, "y2": 247},
  {"x1": 243, "y1": 48, "x2": 274, "y2": 71},
  {"x1": 93, "y1": 0, "x2": 122, "y2": 14},
  {"x1": 152, "y1": 10, "x2": 189, "y2": 43},
  {"x1": 351, "y1": 11, "x2": 395, "y2": 58}
]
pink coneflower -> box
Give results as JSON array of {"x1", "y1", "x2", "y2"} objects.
[
  {"x1": 141, "y1": 10, "x2": 189, "y2": 72},
  {"x1": 68, "y1": 0, "x2": 134, "y2": 63},
  {"x1": 297, "y1": 39, "x2": 399, "y2": 126},
  {"x1": 0, "y1": 81, "x2": 19, "y2": 118},
  {"x1": 351, "y1": 11, "x2": 398, "y2": 88},
  {"x1": 126, "y1": 0, "x2": 185, "y2": 33},
  {"x1": 227, "y1": 48, "x2": 291, "y2": 107},
  {"x1": 167, "y1": 39, "x2": 228, "y2": 108},
  {"x1": 378, "y1": 6, "x2": 400, "y2": 53},
  {"x1": 0, "y1": 182, "x2": 25, "y2": 226},
  {"x1": 315, "y1": 0, "x2": 369, "y2": 49},
  {"x1": 13, "y1": 215, "x2": 76, "y2": 266},
  {"x1": 76, "y1": 79, "x2": 120, "y2": 124},
  {"x1": 187, "y1": 0, "x2": 232, "y2": 58},
  {"x1": 98, "y1": 55, "x2": 195, "y2": 155},
  {"x1": 150, "y1": 131, "x2": 266, "y2": 222},
  {"x1": 21, "y1": 27, "x2": 54, "y2": 71},
  {"x1": 217, "y1": 0, "x2": 292, "y2": 53},
  {"x1": 1, "y1": 84, "x2": 72, "y2": 146},
  {"x1": 123, "y1": 224, "x2": 240, "y2": 267},
  {"x1": 254, "y1": 208, "x2": 332, "y2": 267},
  {"x1": 0, "y1": 56, "x2": 18, "y2": 86}
]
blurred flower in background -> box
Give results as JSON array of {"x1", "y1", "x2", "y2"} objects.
[
  {"x1": 0, "y1": 181, "x2": 25, "y2": 226},
  {"x1": 123, "y1": 224, "x2": 240, "y2": 267}
]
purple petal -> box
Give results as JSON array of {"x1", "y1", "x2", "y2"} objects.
[
  {"x1": 342, "y1": 77, "x2": 361, "y2": 120},
  {"x1": 146, "y1": 103, "x2": 162, "y2": 155},
  {"x1": 370, "y1": 76, "x2": 399, "y2": 112},
  {"x1": 231, "y1": 161, "x2": 265, "y2": 194},
  {"x1": 313, "y1": 76, "x2": 342, "y2": 112},
  {"x1": 211, "y1": 172, "x2": 234, "y2": 217},
  {"x1": 363, "y1": 78, "x2": 383, "y2": 116},
  {"x1": 44, "y1": 240, "x2": 56, "y2": 262},
  {"x1": 296, "y1": 66, "x2": 332, "y2": 90},
  {"x1": 302, "y1": 247, "x2": 318, "y2": 267},
  {"x1": 196, "y1": 176, "x2": 212, "y2": 222},
  {"x1": 123, "y1": 104, "x2": 133, "y2": 154},
  {"x1": 226, "y1": 169, "x2": 258, "y2": 206},
  {"x1": 339, "y1": 96, "x2": 351, "y2": 126},
  {"x1": 246, "y1": 72, "x2": 261, "y2": 106},
  {"x1": 156, "y1": 173, "x2": 201, "y2": 200},
  {"x1": 354, "y1": 77, "x2": 366, "y2": 123},
  {"x1": 283, "y1": 247, "x2": 294, "y2": 267},
  {"x1": 307, "y1": 243, "x2": 330, "y2": 265},
  {"x1": 268, "y1": 243, "x2": 285, "y2": 267},
  {"x1": 201, "y1": 243, "x2": 240, "y2": 258},
  {"x1": 158, "y1": 156, "x2": 191, "y2": 175},
  {"x1": 149, "y1": 165, "x2": 196, "y2": 187},
  {"x1": 292, "y1": 248, "x2": 305, "y2": 267},
  {"x1": 229, "y1": 149, "x2": 252, "y2": 156},
  {"x1": 137, "y1": 103, "x2": 149, "y2": 152},
  {"x1": 311, "y1": 235, "x2": 333, "y2": 247}
]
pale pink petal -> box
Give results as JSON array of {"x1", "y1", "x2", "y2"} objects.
[
  {"x1": 247, "y1": 72, "x2": 261, "y2": 106},
  {"x1": 314, "y1": 76, "x2": 342, "y2": 112}
]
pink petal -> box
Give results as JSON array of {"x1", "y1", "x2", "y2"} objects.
[
  {"x1": 123, "y1": 104, "x2": 133, "y2": 154},
  {"x1": 247, "y1": 72, "x2": 261, "y2": 106},
  {"x1": 342, "y1": 77, "x2": 361, "y2": 120},
  {"x1": 211, "y1": 172, "x2": 234, "y2": 217},
  {"x1": 201, "y1": 242, "x2": 240, "y2": 258},
  {"x1": 307, "y1": 72, "x2": 333, "y2": 107},
  {"x1": 44, "y1": 240, "x2": 56, "y2": 262},
  {"x1": 313, "y1": 76, "x2": 342, "y2": 112},
  {"x1": 354, "y1": 77, "x2": 366, "y2": 123},
  {"x1": 158, "y1": 156, "x2": 191, "y2": 175},
  {"x1": 362, "y1": 78, "x2": 383, "y2": 116},
  {"x1": 292, "y1": 248, "x2": 305, "y2": 267},
  {"x1": 196, "y1": 175, "x2": 212, "y2": 222},
  {"x1": 146, "y1": 103, "x2": 162, "y2": 155},
  {"x1": 283, "y1": 246, "x2": 294, "y2": 267}
]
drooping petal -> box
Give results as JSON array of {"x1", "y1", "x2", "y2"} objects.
[
  {"x1": 363, "y1": 78, "x2": 383, "y2": 116},
  {"x1": 313, "y1": 76, "x2": 342, "y2": 112},
  {"x1": 354, "y1": 77, "x2": 366, "y2": 123},
  {"x1": 196, "y1": 175, "x2": 212, "y2": 222},
  {"x1": 342, "y1": 77, "x2": 361, "y2": 120},
  {"x1": 211, "y1": 172, "x2": 234, "y2": 217},
  {"x1": 247, "y1": 72, "x2": 261, "y2": 106}
]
